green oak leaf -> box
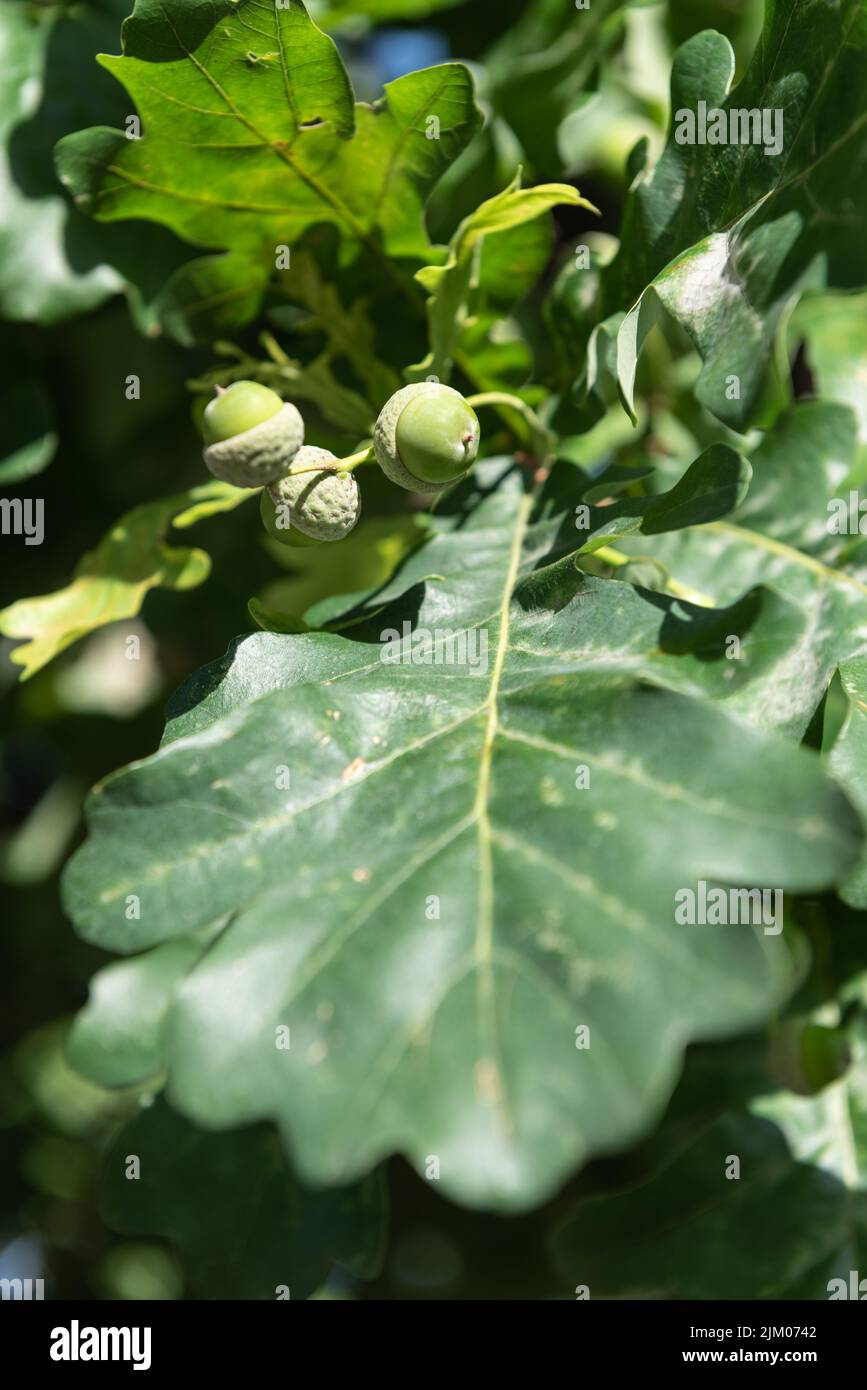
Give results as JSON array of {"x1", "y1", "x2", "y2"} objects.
[
  {"x1": 0, "y1": 367, "x2": 57, "y2": 485},
  {"x1": 61, "y1": 461, "x2": 862, "y2": 1211},
  {"x1": 68, "y1": 927, "x2": 225, "y2": 1089},
  {"x1": 314, "y1": 0, "x2": 467, "y2": 25},
  {"x1": 616, "y1": 218, "x2": 822, "y2": 431},
  {"x1": 424, "y1": 0, "x2": 633, "y2": 244},
  {"x1": 791, "y1": 291, "x2": 867, "y2": 448},
  {"x1": 0, "y1": 0, "x2": 123, "y2": 322},
  {"x1": 605, "y1": 4, "x2": 867, "y2": 312},
  {"x1": 480, "y1": 0, "x2": 633, "y2": 178},
  {"x1": 575, "y1": 443, "x2": 751, "y2": 555},
  {"x1": 0, "y1": 482, "x2": 249, "y2": 680},
  {"x1": 552, "y1": 988, "x2": 867, "y2": 1299},
  {"x1": 599, "y1": 1, "x2": 867, "y2": 428},
  {"x1": 830, "y1": 658, "x2": 867, "y2": 908},
  {"x1": 255, "y1": 515, "x2": 425, "y2": 632},
  {"x1": 612, "y1": 403, "x2": 867, "y2": 739},
  {"x1": 100, "y1": 1095, "x2": 386, "y2": 1298},
  {"x1": 143, "y1": 250, "x2": 274, "y2": 347},
  {"x1": 412, "y1": 175, "x2": 597, "y2": 381},
  {"x1": 552, "y1": 1108, "x2": 864, "y2": 1299},
  {"x1": 55, "y1": 0, "x2": 482, "y2": 292},
  {"x1": 0, "y1": 0, "x2": 196, "y2": 327}
]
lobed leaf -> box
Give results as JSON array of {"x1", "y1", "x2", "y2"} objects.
[
  {"x1": 62, "y1": 461, "x2": 862, "y2": 1210},
  {"x1": 55, "y1": 0, "x2": 482, "y2": 288}
]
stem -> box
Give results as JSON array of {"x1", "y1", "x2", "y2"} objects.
[
  {"x1": 260, "y1": 331, "x2": 291, "y2": 367},
  {"x1": 332, "y1": 446, "x2": 375, "y2": 473},
  {"x1": 588, "y1": 545, "x2": 716, "y2": 608},
  {"x1": 280, "y1": 445, "x2": 374, "y2": 480},
  {"x1": 465, "y1": 391, "x2": 555, "y2": 461}
]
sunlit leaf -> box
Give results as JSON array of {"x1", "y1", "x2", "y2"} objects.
[{"x1": 0, "y1": 483, "x2": 250, "y2": 680}]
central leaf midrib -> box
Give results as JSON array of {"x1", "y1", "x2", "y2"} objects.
[{"x1": 470, "y1": 486, "x2": 535, "y2": 1135}]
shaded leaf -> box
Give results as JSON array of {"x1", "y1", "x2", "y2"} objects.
[
  {"x1": 552, "y1": 989, "x2": 867, "y2": 1299},
  {"x1": 0, "y1": 370, "x2": 57, "y2": 485},
  {"x1": 100, "y1": 1096, "x2": 386, "y2": 1298},
  {"x1": 612, "y1": 404, "x2": 867, "y2": 738},
  {"x1": 606, "y1": 4, "x2": 867, "y2": 312},
  {"x1": 0, "y1": 1, "x2": 123, "y2": 322},
  {"x1": 791, "y1": 291, "x2": 867, "y2": 447},
  {"x1": 0, "y1": 0, "x2": 192, "y2": 326},
  {"x1": 829, "y1": 658, "x2": 867, "y2": 908},
  {"x1": 256, "y1": 515, "x2": 425, "y2": 631},
  {"x1": 575, "y1": 443, "x2": 751, "y2": 555}
]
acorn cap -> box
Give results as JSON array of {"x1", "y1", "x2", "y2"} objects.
[
  {"x1": 373, "y1": 382, "x2": 471, "y2": 494},
  {"x1": 203, "y1": 401, "x2": 304, "y2": 488},
  {"x1": 271, "y1": 446, "x2": 361, "y2": 541}
]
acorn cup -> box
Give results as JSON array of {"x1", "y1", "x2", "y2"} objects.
[{"x1": 265, "y1": 446, "x2": 361, "y2": 543}]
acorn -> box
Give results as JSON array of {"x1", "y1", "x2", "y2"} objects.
[
  {"x1": 201, "y1": 381, "x2": 304, "y2": 488},
  {"x1": 266, "y1": 446, "x2": 361, "y2": 542},
  {"x1": 373, "y1": 382, "x2": 480, "y2": 493}
]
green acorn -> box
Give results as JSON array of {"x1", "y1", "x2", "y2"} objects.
[
  {"x1": 373, "y1": 382, "x2": 480, "y2": 493},
  {"x1": 201, "y1": 381, "x2": 304, "y2": 488},
  {"x1": 267, "y1": 446, "x2": 361, "y2": 542},
  {"x1": 259, "y1": 489, "x2": 322, "y2": 547}
]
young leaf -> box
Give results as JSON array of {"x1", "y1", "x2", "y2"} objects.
[
  {"x1": 0, "y1": 483, "x2": 249, "y2": 680},
  {"x1": 412, "y1": 175, "x2": 598, "y2": 380}
]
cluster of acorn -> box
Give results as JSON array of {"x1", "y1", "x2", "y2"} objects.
[{"x1": 200, "y1": 378, "x2": 481, "y2": 546}]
